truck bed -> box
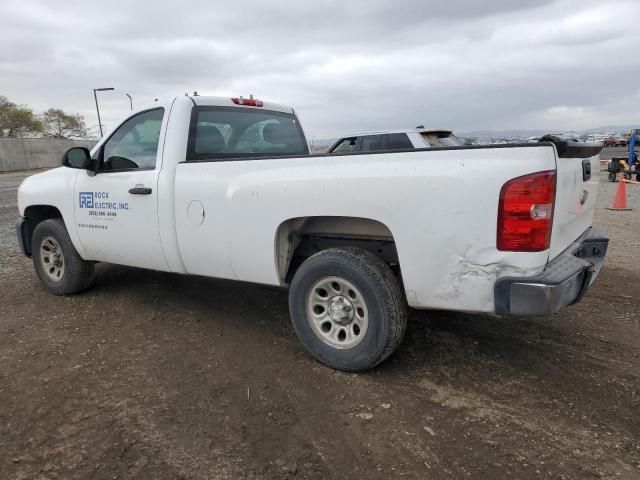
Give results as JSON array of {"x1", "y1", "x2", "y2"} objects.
[{"x1": 171, "y1": 141, "x2": 600, "y2": 313}]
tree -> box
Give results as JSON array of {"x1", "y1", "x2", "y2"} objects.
[
  {"x1": 0, "y1": 96, "x2": 11, "y2": 130},
  {"x1": 42, "y1": 108, "x2": 88, "y2": 139},
  {"x1": 0, "y1": 96, "x2": 43, "y2": 138}
]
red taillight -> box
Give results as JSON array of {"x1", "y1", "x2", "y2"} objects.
[
  {"x1": 497, "y1": 170, "x2": 556, "y2": 252},
  {"x1": 231, "y1": 96, "x2": 263, "y2": 107}
]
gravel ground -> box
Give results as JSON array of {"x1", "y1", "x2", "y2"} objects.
[{"x1": 1, "y1": 163, "x2": 639, "y2": 480}]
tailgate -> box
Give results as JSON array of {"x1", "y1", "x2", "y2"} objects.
[{"x1": 548, "y1": 141, "x2": 603, "y2": 260}]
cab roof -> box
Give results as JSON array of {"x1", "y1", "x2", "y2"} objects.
[{"x1": 188, "y1": 95, "x2": 295, "y2": 114}]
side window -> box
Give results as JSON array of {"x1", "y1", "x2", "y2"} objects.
[
  {"x1": 360, "y1": 135, "x2": 385, "y2": 152},
  {"x1": 331, "y1": 137, "x2": 357, "y2": 153},
  {"x1": 101, "y1": 109, "x2": 164, "y2": 171},
  {"x1": 386, "y1": 133, "x2": 413, "y2": 150}
]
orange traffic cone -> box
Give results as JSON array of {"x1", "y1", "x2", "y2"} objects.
[{"x1": 607, "y1": 178, "x2": 631, "y2": 210}]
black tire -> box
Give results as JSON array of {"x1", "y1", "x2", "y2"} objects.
[
  {"x1": 636, "y1": 174, "x2": 640, "y2": 182},
  {"x1": 623, "y1": 173, "x2": 631, "y2": 180},
  {"x1": 608, "y1": 172, "x2": 616, "y2": 182},
  {"x1": 288, "y1": 247, "x2": 407, "y2": 372},
  {"x1": 32, "y1": 218, "x2": 94, "y2": 295}
]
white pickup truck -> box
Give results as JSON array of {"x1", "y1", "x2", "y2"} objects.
[{"x1": 16, "y1": 95, "x2": 608, "y2": 371}]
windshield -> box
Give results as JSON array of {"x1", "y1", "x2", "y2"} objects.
[{"x1": 187, "y1": 107, "x2": 309, "y2": 160}]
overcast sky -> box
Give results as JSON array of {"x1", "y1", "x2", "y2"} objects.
[{"x1": 1, "y1": 0, "x2": 638, "y2": 138}]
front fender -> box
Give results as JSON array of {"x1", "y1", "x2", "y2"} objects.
[{"x1": 18, "y1": 168, "x2": 88, "y2": 259}]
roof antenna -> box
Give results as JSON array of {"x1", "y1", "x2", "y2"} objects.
[
  {"x1": 416, "y1": 124, "x2": 425, "y2": 129},
  {"x1": 193, "y1": 91, "x2": 198, "y2": 96}
]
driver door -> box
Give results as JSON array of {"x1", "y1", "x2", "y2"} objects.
[{"x1": 74, "y1": 108, "x2": 169, "y2": 271}]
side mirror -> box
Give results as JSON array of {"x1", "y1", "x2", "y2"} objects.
[{"x1": 62, "y1": 147, "x2": 92, "y2": 169}]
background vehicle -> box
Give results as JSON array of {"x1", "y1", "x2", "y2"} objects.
[
  {"x1": 607, "y1": 129, "x2": 639, "y2": 181},
  {"x1": 603, "y1": 137, "x2": 627, "y2": 147},
  {"x1": 328, "y1": 128, "x2": 463, "y2": 153},
  {"x1": 607, "y1": 155, "x2": 639, "y2": 181},
  {"x1": 16, "y1": 95, "x2": 608, "y2": 372}
]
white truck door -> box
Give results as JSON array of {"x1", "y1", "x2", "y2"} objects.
[{"x1": 74, "y1": 108, "x2": 169, "y2": 271}]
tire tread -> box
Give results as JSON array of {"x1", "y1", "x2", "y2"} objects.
[
  {"x1": 290, "y1": 247, "x2": 407, "y2": 371},
  {"x1": 32, "y1": 218, "x2": 94, "y2": 295}
]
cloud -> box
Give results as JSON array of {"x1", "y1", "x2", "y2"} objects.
[{"x1": 0, "y1": 0, "x2": 638, "y2": 138}]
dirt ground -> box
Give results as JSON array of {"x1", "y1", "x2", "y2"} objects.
[{"x1": 1, "y1": 158, "x2": 639, "y2": 479}]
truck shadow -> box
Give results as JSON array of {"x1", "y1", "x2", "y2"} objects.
[
  {"x1": 89, "y1": 263, "x2": 638, "y2": 438},
  {"x1": 93, "y1": 262, "x2": 581, "y2": 378},
  {"x1": 387, "y1": 308, "x2": 584, "y2": 382}
]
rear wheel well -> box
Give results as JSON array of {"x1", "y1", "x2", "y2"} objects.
[
  {"x1": 275, "y1": 216, "x2": 402, "y2": 285},
  {"x1": 23, "y1": 205, "x2": 63, "y2": 254}
]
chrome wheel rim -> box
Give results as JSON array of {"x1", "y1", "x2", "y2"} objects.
[
  {"x1": 40, "y1": 235, "x2": 65, "y2": 282},
  {"x1": 306, "y1": 276, "x2": 369, "y2": 349}
]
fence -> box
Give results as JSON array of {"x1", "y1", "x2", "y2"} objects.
[{"x1": 0, "y1": 138, "x2": 96, "y2": 172}]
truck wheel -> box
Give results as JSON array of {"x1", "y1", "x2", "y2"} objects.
[
  {"x1": 32, "y1": 218, "x2": 94, "y2": 295},
  {"x1": 288, "y1": 247, "x2": 407, "y2": 372}
]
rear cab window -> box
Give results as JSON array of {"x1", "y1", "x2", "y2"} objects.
[{"x1": 187, "y1": 106, "x2": 309, "y2": 161}]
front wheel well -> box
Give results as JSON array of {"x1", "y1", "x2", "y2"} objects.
[
  {"x1": 275, "y1": 216, "x2": 402, "y2": 286},
  {"x1": 23, "y1": 205, "x2": 63, "y2": 254}
]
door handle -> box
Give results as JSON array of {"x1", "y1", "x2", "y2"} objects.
[{"x1": 128, "y1": 187, "x2": 152, "y2": 195}]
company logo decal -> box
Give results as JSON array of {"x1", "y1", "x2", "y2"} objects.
[
  {"x1": 78, "y1": 191, "x2": 128, "y2": 211},
  {"x1": 79, "y1": 192, "x2": 94, "y2": 208},
  {"x1": 78, "y1": 191, "x2": 128, "y2": 225}
]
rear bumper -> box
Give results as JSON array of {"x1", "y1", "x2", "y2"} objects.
[
  {"x1": 494, "y1": 228, "x2": 608, "y2": 316},
  {"x1": 16, "y1": 216, "x2": 31, "y2": 257}
]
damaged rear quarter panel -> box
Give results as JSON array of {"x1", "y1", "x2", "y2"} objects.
[
  {"x1": 175, "y1": 145, "x2": 556, "y2": 314},
  {"x1": 392, "y1": 147, "x2": 555, "y2": 313},
  {"x1": 434, "y1": 247, "x2": 549, "y2": 313}
]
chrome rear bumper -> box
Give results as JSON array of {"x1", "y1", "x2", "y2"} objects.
[{"x1": 494, "y1": 228, "x2": 608, "y2": 316}]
